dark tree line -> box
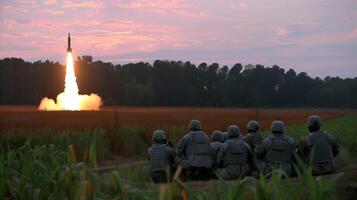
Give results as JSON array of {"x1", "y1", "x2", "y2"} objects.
[{"x1": 1, "y1": 56, "x2": 356, "y2": 108}]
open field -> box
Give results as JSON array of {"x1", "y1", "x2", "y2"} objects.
[
  {"x1": 2, "y1": 106, "x2": 356, "y2": 157},
  {"x1": 1, "y1": 115, "x2": 357, "y2": 199},
  {"x1": 1, "y1": 106, "x2": 356, "y2": 137}
]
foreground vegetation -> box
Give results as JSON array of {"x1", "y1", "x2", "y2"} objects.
[
  {"x1": 0, "y1": 115, "x2": 356, "y2": 199},
  {"x1": 0, "y1": 138, "x2": 343, "y2": 199}
]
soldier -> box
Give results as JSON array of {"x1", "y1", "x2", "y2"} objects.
[
  {"x1": 222, "y1": 131, "x2": 229, "y2": 142},
  {"x1": 255, "y1": 121, "x2": 295, "y2": 177},
  {"x1": 147, "y1": 130, "x2": 176, "y2": 183},
  {"x1": 176, "y1": 119, "x2": 212, "y2": 180},
  {"x1": 210, "y1": 130, "x2": 225, "y2": 169},
  {"x1": 298, "y1": 115, "x2": 339, "y2": 175},
  {"x1": 217, "y1": 125, "x2": 252, "y2": 180},
  {"x1": 243, "y1": 120, "x2": 264, "y2": 172},
  {"x1": 243, "y1": 120, "x2": 264, "y2": 153}
]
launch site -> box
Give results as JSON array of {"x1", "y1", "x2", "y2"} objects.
[{"x1": 0, "y1": 0, "x2": 357, "y2": 199}]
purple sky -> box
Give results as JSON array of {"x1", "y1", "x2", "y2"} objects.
[{"x1": 1, "y1": 0, "x2": 357, "y2": 78}]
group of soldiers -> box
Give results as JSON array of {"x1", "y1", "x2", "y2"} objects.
[{"x1": 147, "y1": 115, "x2": 339, "y2": 183}]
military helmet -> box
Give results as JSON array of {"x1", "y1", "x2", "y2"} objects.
[
  {"x1": 211, "y1": 130, "x2": 224, "y2": 142},
  {"x1": 227, "y1": 125, "x2": 241, "y2": 138},
  {"x1": 247, "y1": 120, "x2": 260, "y2": 131},
  {"x1": 271, "y1": 120, "x2": 285, "y2": 133},
  {"x1": 188, "y1": 119, "x2": 202, "y2": 130},
  {"x1": 152, "y1": 129, "x2": 166, "y2": 143},
  {"x1": 307, "y1": 115, "x2": 322, "y2": 128}
]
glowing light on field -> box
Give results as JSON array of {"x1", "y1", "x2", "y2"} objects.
[{"x1": 38, "y1": 52, "x2": 102, "y2": 111}]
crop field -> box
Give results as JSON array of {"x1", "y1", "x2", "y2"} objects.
[
  {"x1": 1, "y1": 106, "x2": 357, "y2": 199},
  {"x1": 2, "y1": 106, "x2": 356, "y2": 156},
  {"x1": 1, "y1": 105, "x2": 356, "y2": 135},
  {"x1": 1, "y1": 113, "x2": 357, "y2": 199}
]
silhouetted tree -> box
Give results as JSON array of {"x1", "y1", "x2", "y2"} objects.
[{"x1": 1, "y1": 57, "x2": 356, "y2": 108}]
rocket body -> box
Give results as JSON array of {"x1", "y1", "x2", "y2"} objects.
[{"x1": 67, "y1": 33, "x2": 72, "y2": 52}]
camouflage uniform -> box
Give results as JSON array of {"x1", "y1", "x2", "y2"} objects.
[
  {"x1": 176, "y1": 120, "x2": 213, "y2": 180},
  {"x1": 243, "y1": 120, "x2": 264, "y2": 171},
  {"x1": 298, "y1": 115, "x2": 339, "y2": 175},
  {"x1": 243, "y1": 120, "x2": 264, "y2": 153},
  {"x1": 255, "y1": 121, "x2": 295, "y2": 177},
  {"x1": 147, "y1": 130, "x2": 176, "y2": 183},
  {"x1": 210, "y1": 130, "x2": 225, "y2": 169},
  {"x1": 217, "y1": 125, "x2": 252, "y2": 180}
]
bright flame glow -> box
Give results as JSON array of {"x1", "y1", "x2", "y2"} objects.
[{"x1": 38, "y1": 52, "x2": 102, "y2": 111}]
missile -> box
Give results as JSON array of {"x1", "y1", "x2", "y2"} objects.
[{"x1": 67, "y1": 33, "x2": 72, "y2": 52}]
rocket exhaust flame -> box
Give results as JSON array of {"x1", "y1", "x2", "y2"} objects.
[{"x1": 38, "y1": 34, "x2": 102, "y2": 111}]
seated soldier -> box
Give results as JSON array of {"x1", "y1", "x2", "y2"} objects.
[
  {"x1": 298, "y1": 115, "x2": 339, "y2": 175},
  {"x1": 243, "y1": 120, "x2": 264, "y2": 153},
  {"x1": 147, "y1": 130, "x2": 176, "y2": 183},
  {"x1": 210, "y1": 130, "x2": 225, "y2": 169},
  {"x1": 255, "y1": 121, "x2": 295, "y2": 177},
  {"x1": 176, "y1": 119, "x2": 213, "y2": 180},
  {"x1": 217, "y1": 125, "x2": 252, "y2": 180},
  {"x1": 243, "y1": 120, "x2": 265, "y2": 171}
]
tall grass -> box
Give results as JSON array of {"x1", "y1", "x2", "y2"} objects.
[
  {"x1": 0, "y1": 128, "x2": 111, "y2": 161},
  {"x1": 0, "y1": 136, "x2": 344, "y2": 199},
  {"x1": 116, "y1": 125, "x2": 148, "y2": 156}
]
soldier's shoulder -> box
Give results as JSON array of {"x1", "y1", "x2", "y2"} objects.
[
  {"x1": 164, "y1": 145, "x2": 175, "y2": 152},
  {"x1": 147, "y1": 146, "x2": 153, "y2": 153},
  {"x1": 181, "y1": 133, "x2": 192, "y2": 140},
  {"x1": 320, "y1": 131, "x2": 336, "y2": 142},
  {"x1": 262, "y1": 135, "x2": 274, "y2": 143},
  {"x1": 321, "y1": 130, "x2": 333, "y2": 137},
  {"x1": 243, "y1": 134, "x2": 252, "y2": 141},
  {"x1": 241, "y1": 140, "x2": 252, "y2": 150},
  {"x1": 198, "y1": 130, "x2": 209, "y2": 137},
  {"x1": 220, "y1": 141, "x2": 229, "y2": 149},
  {"x1": 283, "y1": 135, "x2": 295, "y2": 144}
]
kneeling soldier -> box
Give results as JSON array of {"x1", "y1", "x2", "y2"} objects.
[
  {"x1": 243, "y1": 120, "x2": 264, "y2": 153},
  {"x1": 176, "y1": 119, "x2": 213, "y2": 180},
  {"x1": 210, "y1": 130, "x2": 225, "y2": 169},
  {"x1": 255, "y1": 121, "x2": 295, "y2": 177},
  {"x1": 217, "y1": 125, "x2": 252, "y2": 180},
  {"x1": 147, "y1": 130, "x2": 176, "y2": 183},
  {"x1": 298, "y1": 115, "x2": 339, "y2": 175},
  {"x1": 243, "y1": 120, "x2": 265, "y2": 172}
]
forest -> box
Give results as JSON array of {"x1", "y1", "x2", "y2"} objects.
[{"x1": 1, "y1": 56, "x2": 356, "y2": 108}]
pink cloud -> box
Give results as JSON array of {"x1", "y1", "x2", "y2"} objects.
[
  {"x1": 347, "y1": 28, "x2": 357, "y2": 38},
  {"x1": 62, "y1": 1, "x2": 104, "y2": 9},
  {"x1": 44, "y1": 0, "x2": 57, "y2": 5},
  {"x1": 275, "y1": 26, "x2": 289, "y2": 36},
  {"x1": 114, "y1": 0, "x2": 207, "y2": 17},
  {"x1": 238, "y1": 2, "x2": 247, "y2": 7},
  {"x1": 296, "y1": 21, "x2": 320, "y2": 26}
]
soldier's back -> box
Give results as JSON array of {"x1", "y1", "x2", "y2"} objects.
[
  {"x1": 261, "y1": 135, "x2": 295, "y2": 176},
  {"x1": 217, "y1": 138, "x2": 251, "y2": 179},
  {"x1": 243, "y1": 132, "x2": 264, "y2": 152},
  {"x1": 148, "y1": 144, "x2": 174, "y2": 171},
  {"x1": 210, "y1": 141, "x2": 223, "y2": 169},
  {"x1": 302, "y1": 131, "x2": 337, "y2": 175},
  {"x1": 180, "y1": 131, "x2": 212, "y2": 168},
  {"x1": 210, "y1": 141, "x2": 222, "y2": 155},
  {"x1": 148, "y1": 144, "x2": 175, "y2": 183}
]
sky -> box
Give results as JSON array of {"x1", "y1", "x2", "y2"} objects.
[{"x1": 0, "y1": 0, "x2": 357, "y2": 78}]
